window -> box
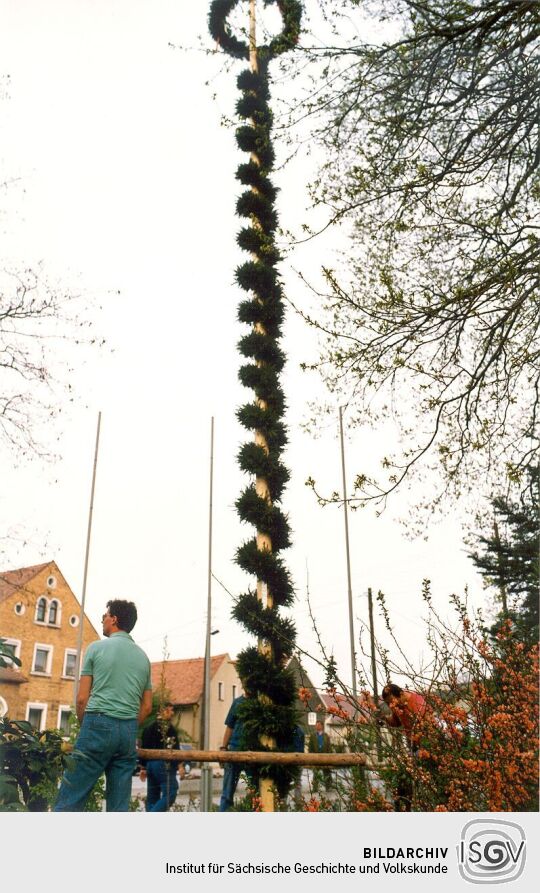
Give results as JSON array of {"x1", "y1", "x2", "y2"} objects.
[
  {"x1": 14, "y1": 602, "x2": 25, "y2": 616},
  {"x1": 218, "y1": 681, "x2": 224, "y2": 701},
  {"x1": 35, "y1": 596, "x2": 47, "y2": 623},
  {"x1": 1, "y1": 639, "x2": 21, "y2": 666},
  {"x1": 32, "y1": 644, "x2": 52, "y2": 675},
  {"x1": 232, "y1": 685, "x2": 237, "y2": 700},
  {"x1": 63, "y1": 649, "x2": 78, "y2": 678},
  {"x1": 48, "y1": 599, "x2": 60, "y2": 625},
  {"x1": 26, "y1": 703, "x2": 47, "y2": 731},
  {"x1": 47, "y1": 575, "x2": 57, "y2": 589},
  {"x1": 0, "y1": 696, "x2": 8, "y2": 717},
  {"x1": 57, "y1": 706, "x2": 72, "y2": 735},
  {"x1": 69, "y1": 614, "x2": 79, "y2": 627}
]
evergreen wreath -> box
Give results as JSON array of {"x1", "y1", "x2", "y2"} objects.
[{"x1": 209, "y1": 0, "x2": 302, "y2": 799}]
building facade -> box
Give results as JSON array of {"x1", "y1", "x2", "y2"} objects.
[
  {"x1": 0, "y1": 561, "x2": 99, "y2": 731},
  {"x1": 150, "y1": 653, "x2": 243, "y2": 751}
]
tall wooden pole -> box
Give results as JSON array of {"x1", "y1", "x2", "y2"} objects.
[
  {"x1": 201, "y1": 417, "x2": 215, "y2": 811},
  {"x1": 209, "y1": 0, "x2": 302, "y2": 814},
  {"x1": 73, "y1": 411, "x2": 101, "y2": 705},
  {"x1": 339, "y1": 406, "x2": 357, "y2": 702},
  {"x1": 250, "y1": 0, "x2": 275, "y2": 812},
  {"x1": 250, "y1": 0, "x2": 272, "y2": 616}
]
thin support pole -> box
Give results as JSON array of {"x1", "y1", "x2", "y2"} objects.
[
  {"x1": 339, "y1": 406, "x2": 357, "y2": 701},
  {"x1": 367, "y1": 587, "x2": 382, "y2": 762},
  {"x1": 73, "y1": 411, "x2": 101, "y2": 705},
  {"x1": 201, "y1": 417, "x2": 215, "y2": 812},
  {"x1": 367, "y1": 588, "x2": 378, "y2": 704}
]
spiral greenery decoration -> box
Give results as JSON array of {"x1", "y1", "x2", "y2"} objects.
[{"x1": 209, "y1": 0, "x2": 302, "y2": 799}]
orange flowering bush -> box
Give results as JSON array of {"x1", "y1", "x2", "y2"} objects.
[
  {"x1": 233, "y1": 784, "x2": 265, "y2": 812},
  {"x1": 376, "y1": 613, "x2": 539, "y2": 811},
  {"x1": 312, "y1": 590, "x2": 538, "y2": 812}
]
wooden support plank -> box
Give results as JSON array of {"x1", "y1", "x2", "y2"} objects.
[{"x1": 136, "y1": 748, "x2": 369, "y2": 767}]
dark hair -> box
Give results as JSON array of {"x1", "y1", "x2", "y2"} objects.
[
  {"x1": 106, "y1": 599, "x2": 138, "y2": 633},
  {"x1": 382, "y1": 683, "x2": 402, "y2": 702}
]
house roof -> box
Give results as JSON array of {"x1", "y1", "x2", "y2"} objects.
[
  {"x1": 0, "y1": 562, "x2": 52, "y2": 605},
  {"x1": 150, "y1": 653, "x2": 230, "y2": 706},
  {"x1": 321, "y1": 691, "x2": 374, "y2": 725}
]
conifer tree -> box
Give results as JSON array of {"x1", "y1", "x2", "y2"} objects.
[{"x1": 470, "y1": 467, "x2": 539, "y2": 646}]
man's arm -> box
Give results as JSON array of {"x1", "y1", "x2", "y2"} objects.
[
  {"x1": 138, "y1": 689, "x2": 153, "y2": 725},
  {"x1": 76, "y1": 675, "x2": 93, "y2": 723},
  {"x1": 221, "y1": 725, "x2": 233, "y2": 748}
]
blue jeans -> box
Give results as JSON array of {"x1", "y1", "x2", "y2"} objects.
[
  {"x1": 146, "y1": 760, "x2": 179, "y2": 811},
  {"x1": 54, "y1": 713, "x2": 137, "y2": 812},
  {"x1": 219, "y1": 763, "x2": 258, "y2": 811},
  {"x1": 219, "y1": 762, "x2": 242, "y2": 811}
]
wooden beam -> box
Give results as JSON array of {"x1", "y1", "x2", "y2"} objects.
[{"x1": 136, "y1": 748, "x2": 369, "y2": 767}]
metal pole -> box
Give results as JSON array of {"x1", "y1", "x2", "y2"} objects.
[
  {"x1": 339, "y1": 406, "x2": 357, "y2": 700},
  {"x1": 367, "y1": 588, "x2": 378, "y2": 704},
  {"x1": 367, "y1": 587, "x2": 382, "y2": 763},
  {"x1": 201, "y1": 417, "x2": 214, "y2": 812},
  {"x1": 73, "y1": 411, "x2": 101, "y2": 705}
]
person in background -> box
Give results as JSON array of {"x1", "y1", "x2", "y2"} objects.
[
  {"x1": 219, "y1": 685, "x2": 257, "y2": 811},
  {"x1": 381, "y1": 682, "x2": 429, "y2": 811},
  {"x1": 288, "y1": 724, "x2": 306, "y2": 807},
  {"x1": 381, "y1": 683, "x2": 428, "y2": 746},
  {"x1": 308, "y1": 719, "x2": 332, "y2": 794},
  {"x1": 139, "y1": 702, "x2": 185, "y2": 811},
  {"x1": 54, "y1": 599, "x2": 152, "y2": 811}
]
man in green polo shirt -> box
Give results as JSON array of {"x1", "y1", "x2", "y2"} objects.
[{"x1": 54, "y1": 599, "x2": 153, "y2": 811}]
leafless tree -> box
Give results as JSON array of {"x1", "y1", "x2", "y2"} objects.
[{"x1": 287, "y1": 0, "x2": 540, "y2": 514}]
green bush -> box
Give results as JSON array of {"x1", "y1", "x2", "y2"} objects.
[{"x1": 0, "y1": 718, "x2": 67, "y2": 811}]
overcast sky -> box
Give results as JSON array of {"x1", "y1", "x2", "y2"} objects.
[{"x1": 0, "y1": 0, "x2": 487, "y2": 694}]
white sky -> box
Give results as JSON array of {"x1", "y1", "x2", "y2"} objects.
[{"x1": 0, "y1": 0, "x2": 487, "y2": 694}]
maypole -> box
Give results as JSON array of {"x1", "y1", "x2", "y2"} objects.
[{"x1": 209, "y1": 0, "x2": 302, "y2": 811}]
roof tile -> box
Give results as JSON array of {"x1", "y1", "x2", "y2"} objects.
[
  {"x1": 0, "y1": 562, "x2": 51, "y2": 605},
  {"x1": 150, "y1": 653, "x2": 230, "y2": 705}
]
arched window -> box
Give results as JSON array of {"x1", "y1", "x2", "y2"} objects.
[
  {"x1": 48, "y1": 599, "x2": 59, "y2": 625},
  {"x1": 35, "y1": 596, "x2": 47, "y2": 623}
]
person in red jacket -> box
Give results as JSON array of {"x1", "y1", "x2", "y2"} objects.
[
  {"x1": 381, "y1": 683, "x2": 430, "y2": 811},
  {"x1": 381, "y1": 683, "x2": 429, "y2": 745}
]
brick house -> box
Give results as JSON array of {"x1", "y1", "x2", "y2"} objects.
[
  {"x1": 150, "y1": 653, "x2": 243, "y2": 751},
  {"x1": 0, "y1": 561, "x2": 99, "y2": 732}
]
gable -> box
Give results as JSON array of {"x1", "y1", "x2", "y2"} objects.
[
  {"x1": 151, "y1": 653, "x2": 230, "y2": 705},
  {"x1": 0, "y1": 562, "x2": 51, "y2": 605},
  {"x1": 0, "y1": 560, "x2": 100, "y2": 640}
]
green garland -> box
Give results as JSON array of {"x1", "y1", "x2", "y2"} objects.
[
  {"x1": 209, "y1": 0, "x2": 301, "y2": 61},
  {"x1": 209, "y1": 0, "x2": 302, "y2": 799}
]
